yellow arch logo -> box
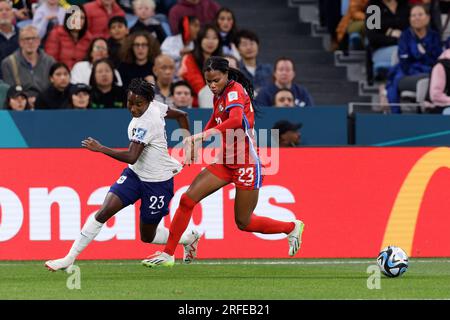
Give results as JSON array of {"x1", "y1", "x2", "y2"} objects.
[{"x1": 381, "y1": 147, "x2": 450, "y2": 256}]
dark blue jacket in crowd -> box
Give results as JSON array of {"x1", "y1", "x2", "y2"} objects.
[
  {"x1": 0, "y1": 26, "x2": 19, "y2": 79},
  {"x1": 386, "y1": 27, "x2": 442, "y2": 112},
  {"x1": 238, "y1": 60, "x2": 273, "y2": 93},
  {"x1": 255, "y1": 83, "x2": 314, "y2": 107}
]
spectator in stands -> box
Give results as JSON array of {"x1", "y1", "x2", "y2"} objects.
[
  {"x1": 273, "y1": 88, "x2": 295, "y2": 107},
  {"x1": 84, "y1": 0, "x2": 125, "y2": 38},
  {"x1": 116, "y1": 0, "x2": 134, "y2": 13},
  {"x1": 1, "y1": 26, "x2": 55, "y2": 98},
  {"x1": 32, "y1": 0, "x2": 66, "y2": 40},
  {"x1": 168, "y1": 0, "x2": 220, "y2": 34},
  {"x1": 336, "y1": 0, "x2": 368, "y2": 50},
  {"x1": 119, "y1": 31, "x2": 160, "y2": 89},
  {"x1": 234, "y1": 29, "x2": 272, "y2": 95},
  {"x1": 214, "y1": 7, "x2": 240, "y2": 59},
  {"x1": 130, "y1": 0, "x2": 167, "y2": 44},
  {"x1": 107, "y1": 16, "x2": 129, "y2": 66},
  {"x1": 385, "y1": 4, "x2": 442, "y2": 112},
  {"x1": 44, "y1": 6, "x2": 93, "y2": 70},
  {"x1": 90, "y1": 58, "x2": 126, "y2": 108},
  {"x1": 366, "y1": 0, "x2": 410, "y2": 80},
  {"x1": 153, "y1": 53, "x2": 176, "y2": 105},
  {"x1": 27, "y1": 87, "x2": 40, "y2": 109},
  {"x1": 427, "y1": 48, "x2": 450, "y2": 113},
  {"x1": 198, "y1": 54, "x2": 237, "y2": 108},
  {"x1": 71, "y1": 37, "x2": 123, "y2": 86},
  {"x1": 319, "y1": 0, "x2": 342, "y2": 51},
  {"x1": 4, "y1": 85, "x2": 31, "y2": 110},
  {"x1": 35, "y1": 62, "x2": 73, "y2": 109},
  {"x1": 409, "y1": 1, "x2": 441, "y2": 34},
  {"x1": 161, "y1": 15, "x2": 200, "y2": 70},
  {"x1": 70, "y1": 83, "x2": 92, "y2": 109},
  {"x1": 11, "y1": 0, "x2": 30, "y2": 22},
  {"x1": 156, "y1": 0, "x2": 177, "y2": 15},
  {"x1": 171, "y1": 80, "x2": 193, "y2": 108},
  {"x1": 178, "y1": 24, "x2": 221, "y2": 107},
  {"x1": 256, "y1": 57, "x2": 314, "y2": 107},
  {"x1": 0, "y1": 0, "x2": 19, "y2": 79},
  {"x1": 272, "y1": 120, "x2": 302, "y2": 147}
]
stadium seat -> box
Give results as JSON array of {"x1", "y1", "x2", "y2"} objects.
[
  {"x1": 443, "y1": 107, "x2": 450, "y2": 115},
  {"x1": 415, "y1": 77, "x2": 430, "y2": 103}
]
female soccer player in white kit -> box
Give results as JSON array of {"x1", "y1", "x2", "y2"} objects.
[{"x1": 45, "y1": 78, "x2": 201, "y2": 271}]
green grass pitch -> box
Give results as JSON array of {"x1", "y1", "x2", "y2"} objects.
[{"x1": 1, "y1": 259, "x2": 450, "y2": 299}]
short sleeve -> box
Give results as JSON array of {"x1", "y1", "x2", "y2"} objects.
[
  {"x1": 224, "y1": 87, "x2": 246, "y2": 112},
  {"x1": 130, "y1": 119, "x2": 156, "y2": 145}
]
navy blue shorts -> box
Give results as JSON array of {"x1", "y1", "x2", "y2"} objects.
[{"x1": 109, "y1": 168, "x2": 174, "y2": 224}]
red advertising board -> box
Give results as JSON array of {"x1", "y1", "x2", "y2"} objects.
[{"x1": 1, "y1": 147, "x2": 450, "y2": 260}]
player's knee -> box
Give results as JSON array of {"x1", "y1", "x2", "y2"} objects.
[
  {"x1": 179, "y1": 193, "x2": 197, "y2": 210},
  {"x1": 140, "y1": 233, "x2": 155, "y2": 243},
  {"x1": 235, "y1": 217, "x2": 249, "y2": 231},
  {"x1": 95, "y1": 209, "x2": 113, "y2": 224}
]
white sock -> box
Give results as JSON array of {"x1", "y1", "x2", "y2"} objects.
[
  {"x1": 151, "y1": 225, "x2": 169, "y2": 244},
  {"x1": 151, "y1": 225, "x2": 193, "y2": 245},
  {"x1": 66, "y1": 217, "x2": 104, "y2": 260},
  {"x1": 179, "y1": 229, "x2": 194, "y2": 245}
]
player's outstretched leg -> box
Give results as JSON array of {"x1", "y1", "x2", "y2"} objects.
[
  {"x1": 141, "y1": 193, "x2": 197, "y2": 268},
  {"x1": 45, "y1": 217, "x2": 104, "y2": 271},
  {"x1": 142, "y1": 169, "x2": 228, "y2": 268},
  {"x1": 45, "y1": 192, "x2": 124, "y2": 271},
  {"x1": 234, "y1": 188, "x2": 305, "y2": 257}
]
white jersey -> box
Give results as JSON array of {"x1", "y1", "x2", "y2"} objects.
[{"x1": 127, "y1": 100, "x2": 182, "y2": 182}]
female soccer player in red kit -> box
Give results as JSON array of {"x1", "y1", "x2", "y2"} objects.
[{"x1": 142, "y1": 56, "x2": 305, "y2": 267}]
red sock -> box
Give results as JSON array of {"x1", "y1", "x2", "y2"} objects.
[
  {"x1": 164, "y1": 193, "x2": 197, "y2": 256},
  {"x1": 243, "y1": 216, "x2": 295, "y2": 234}
]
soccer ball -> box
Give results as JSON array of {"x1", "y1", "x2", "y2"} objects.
[{"x1": 377, "y1": 246, "x2": 409, "y2": 278}]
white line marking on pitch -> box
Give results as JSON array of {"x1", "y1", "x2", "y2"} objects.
[{"x1": 1, "y1": 259, "x2": 450, "y2": 267}]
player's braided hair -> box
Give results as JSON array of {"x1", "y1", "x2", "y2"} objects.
[
  {"x1": 203, "y1": 56, "x2": 255, "y2": 102},
  {"x1": 127, "y1": 78, "x2": 155, "y2": 102}
]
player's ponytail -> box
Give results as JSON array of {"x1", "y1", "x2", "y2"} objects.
[{"x1": 203, "y1": 56, "x2": 256, "y2": 107}]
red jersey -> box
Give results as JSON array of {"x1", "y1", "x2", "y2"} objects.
[{"x1": 205, "y1": 80, "x2": 259, "y2": 169}]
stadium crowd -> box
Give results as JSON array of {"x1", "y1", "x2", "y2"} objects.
[
  {"x1": 0, "y1": 0, "x2": 313, "y2": 111},
  {"x1": 2, "y1": 0, "x2": 450, "y2": 115},
  {"x1": 321, "y1": 0, "x2": 450, "y2": 113}
]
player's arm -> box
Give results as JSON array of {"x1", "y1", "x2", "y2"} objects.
[
  {"x1": 203, "y1": 113, "x2": 216, "y2": 131},
  {"x1": 81, "y1": 137, "x2": 145, "y2": 164},
  {"x1": 204, "y1": 106, "x2": 244, "y2": 139},
  {"x1": 187, "y1": 106, "x2": 244, "y2": 143},
  {"x1": 166, "y1": 106, "x2": 191, "y2": 135}
]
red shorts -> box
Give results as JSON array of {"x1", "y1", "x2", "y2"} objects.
[{"x1": 206, "y1": 163, "x2": 264, "y2": 190}]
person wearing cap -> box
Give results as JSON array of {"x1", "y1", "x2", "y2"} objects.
[
  {"x1": 272, "y1": 120, "x2": 302, "y2": 147},
  {"x1": 4, "y1": 85, "x2": 31, "y2": 111},
  {"x1": 70, "y1": 83, "x2": 92, "y2": 109}
]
